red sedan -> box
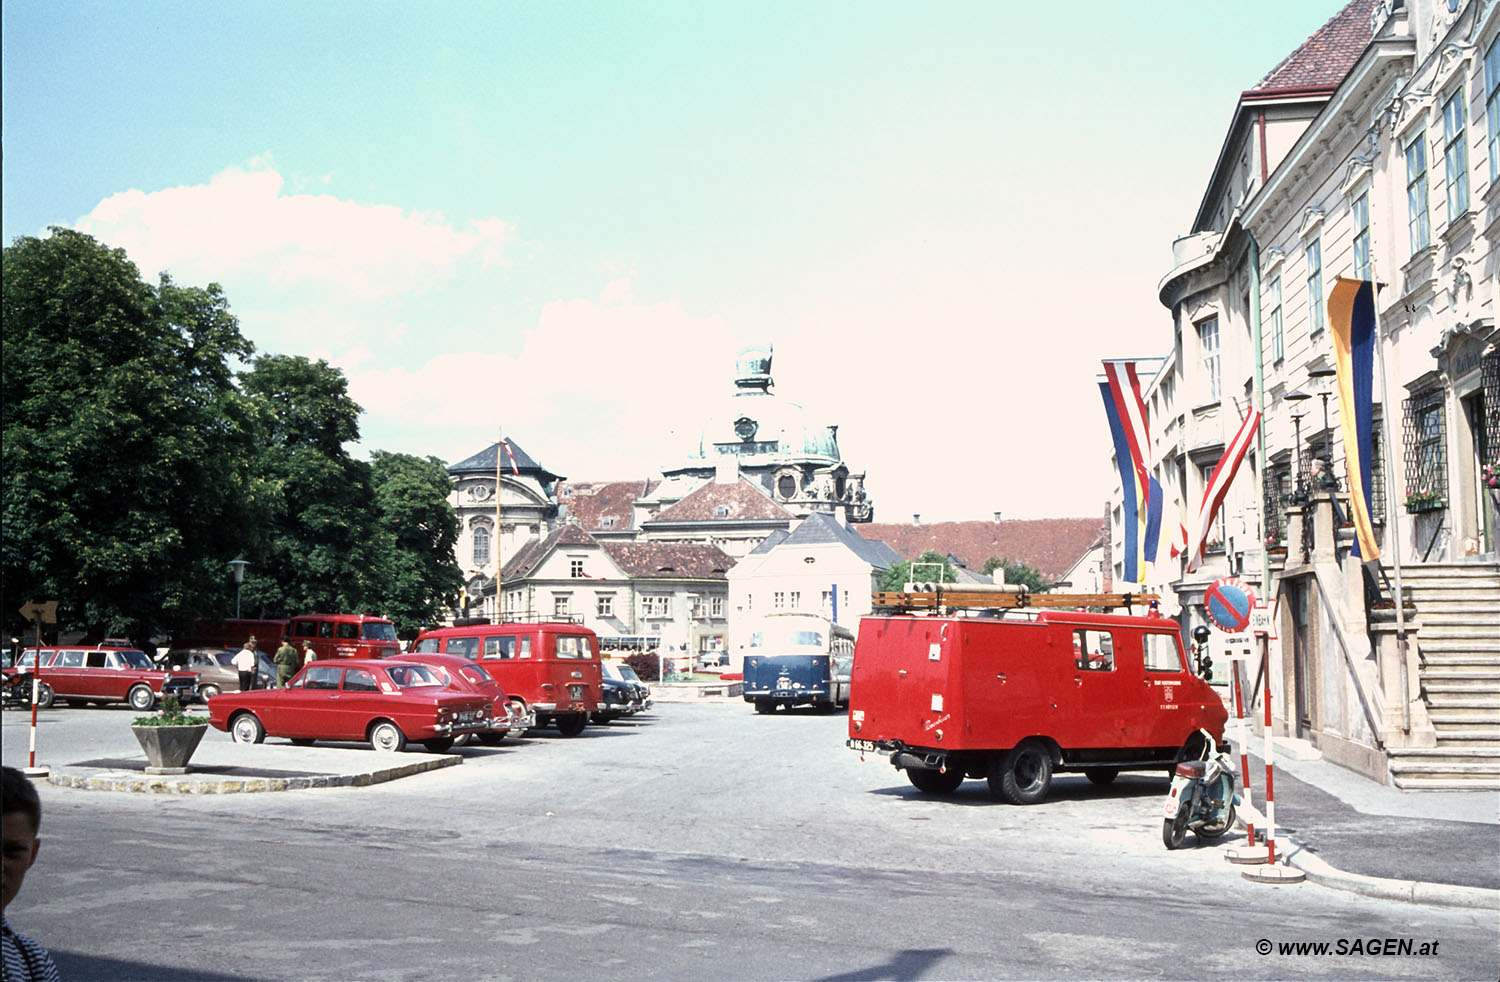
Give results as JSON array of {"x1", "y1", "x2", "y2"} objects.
[
  {"x1": 207, "y1": 659, "x2": 492, "y2": 753},
  {"x1": 399, "y1": 653, "x2": 535, "y2": 744}
]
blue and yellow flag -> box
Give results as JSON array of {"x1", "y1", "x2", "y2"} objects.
[
  {"x1": 1329, "y1": 277, "x2": 1379, "y2": 560},
  {"x1": 1100, "y1": 381, "x2": 1143, "y2": 582}
]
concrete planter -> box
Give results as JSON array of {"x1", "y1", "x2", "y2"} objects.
[{"x1": 131, "y1": 723, "x2": 208, "y2": 775}]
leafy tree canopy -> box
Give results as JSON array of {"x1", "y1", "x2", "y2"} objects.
[
  {"x1": 878, "y1": 550, "x2": 957, "y2": 592},
  {"x1": 982, "y1": 556, "x2": 1052, "y2": 593},
  {"x1": 368, "y1": 450, "x2": 464, "y2": 635}
]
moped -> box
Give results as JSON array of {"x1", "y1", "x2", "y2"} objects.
[{"x1": 1162, "y1": 727, "x2": 1237, "y2": 849}]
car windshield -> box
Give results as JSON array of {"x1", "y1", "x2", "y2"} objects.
[
  {"x1": 383, "y1": 664, "x2": 444, "y2": 688},
  {"x1": 114, "y1": 649, "x2": 152, "y2": 669},
  {"x1": 361, "y1": 622, "x2": 399, "y2": 642},
  {"x1": 616, "y1": 665, "x2": 642, "y2": 683}
]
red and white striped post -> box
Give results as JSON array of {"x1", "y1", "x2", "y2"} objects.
[
  {"x1": 1263, "y1": 668, "x2": 1277, "y2": 865},
  {"x1": 1231, "y1": 660, "x2": 1256, "y2": 848}
]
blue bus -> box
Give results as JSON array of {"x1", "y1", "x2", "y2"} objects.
[{"x1": 742, "y1": 613, "x2": 855, "y2": 714}]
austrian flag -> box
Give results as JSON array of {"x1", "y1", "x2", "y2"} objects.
[{"x1": 1186, "y1": 407, "x2": 1261, "y2": 573}]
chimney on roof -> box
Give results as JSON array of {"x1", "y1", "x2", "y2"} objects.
[
  {"x1": 993, "y1": 511, "x2": 1002, "y2": 523},
  {"x1": 913, "y1": 514, "x2": 920, "y2": 525}
]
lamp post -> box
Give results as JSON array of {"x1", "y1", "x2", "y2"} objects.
[
  {"x1": 1285, "y1": 391, "x2": 1313, "y2": 506},
  {"x1": 228, "y1": 558, "x2": 249, "y2": 619},
  {"x1": 1308, "y1": 367, "x2": 1340, "y2": 492}
]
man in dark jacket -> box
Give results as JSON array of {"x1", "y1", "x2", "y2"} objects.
[{"x1": 273, "y1": 638, "x2": 300, "y2": 687}]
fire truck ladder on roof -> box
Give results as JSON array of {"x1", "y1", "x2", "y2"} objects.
[{"x1": 873, "y1": 583, "x2": 1159, "y2": 614}]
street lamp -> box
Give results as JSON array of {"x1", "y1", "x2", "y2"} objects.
[
  {"x1": 1307, "y1": 367, "x2": 1340, "y2": 492},
  {"x1": 228, "y1": 558, "x2": 249, "y2": 619},
  {"x1": 1285, "y1": 390, "x2": 1312, "y2": 505}
]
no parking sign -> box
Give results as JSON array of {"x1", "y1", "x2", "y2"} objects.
[{"x1": 1204, "y1": 578, "x2": 1257, "y2": 634}]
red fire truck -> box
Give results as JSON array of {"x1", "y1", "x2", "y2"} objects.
[{"x1": 847, "y1": 588, "x2": 1228, "y2": 804}]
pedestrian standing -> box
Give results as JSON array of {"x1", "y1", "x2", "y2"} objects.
[
  {"x1": 273, "y1": 638, "x2": 299, "y2": 687},
  {"x1": 302, "y1": 640, "x2": 317, "y2": 664},
  {"x1": 232, "y1": 637, "x2": 258, "y2": 692}
]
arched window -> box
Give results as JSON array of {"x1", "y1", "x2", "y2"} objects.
[{"x1": 472, "y1": 525, "x2": 491, "y2": 566}]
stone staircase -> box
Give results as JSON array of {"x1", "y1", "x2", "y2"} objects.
[{"x1": 1383, "y1": 561, "x2": 1500, "y2": 790}]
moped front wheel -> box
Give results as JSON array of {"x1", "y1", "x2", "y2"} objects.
[{"x1": 1162, "y1": 810, "x2": 1188, "y2": 849}]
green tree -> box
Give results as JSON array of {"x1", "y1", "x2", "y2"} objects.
[
  {"x1": 878, "y1": 550, "x2": 957, "y2": 592},
  {"x1": 2, "y1": 228, "x2": 263, "y2": 641},
  {"x1": 368, "y1": 450, "x2": 463, "y2": 635},
  {"x1": 237, "y1": 354, "x2": 381, "y2": 617},
  {"x1": 982, "y1": 556, "x2": 1052, "y2": 593}
]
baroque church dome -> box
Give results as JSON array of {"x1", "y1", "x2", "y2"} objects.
[{"x1": 677, "y1": 345, "x2": 840, "y2": 467}]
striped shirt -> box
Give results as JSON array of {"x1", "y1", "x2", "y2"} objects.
[{"x1": 2, "y1": 914, "x2": 60, "y2": 982}]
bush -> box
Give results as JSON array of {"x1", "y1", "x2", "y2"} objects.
[{"x1": 624, "y1": 652, "x2": 660, "y2": 682}]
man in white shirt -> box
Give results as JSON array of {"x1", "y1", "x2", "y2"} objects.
[{"x1": 232, "y1": 638, "x2": 258, "y2": 691}]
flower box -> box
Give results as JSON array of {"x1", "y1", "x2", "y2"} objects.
[
  {"x1": 131, "y1": 722, "x2": 207, "y2": 774},
  {"x1": 1404, "y1": 497, "x2": 1445, "y2": 514}
]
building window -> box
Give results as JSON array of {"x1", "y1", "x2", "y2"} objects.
[
  {"x1": 1306, "y1": 239, "x2": 1324, "y2": 337},
  {"x1": 642, "y1": 595, "x2": 672, "y2": 618},
  {"x1": 1197, "y1": 317, "x2": 1220, "y2": 403},
  {"x1": 600, "y1": 516, "x2": 615, "y2": 528},
  {"x1": 777, "y1": 475, "x2": 796, "y2": 499},
  {"x1": 1405, "y1": 135, "x2": 1431, "y2": 253},
  {"x1": 1351, "y1": 191, "x2": 1370, "y2": 281},
  {"x1": 569, "y1": 559, "x2": 585, "y2": 578},
  {"x1": 553, "y1": 595, "x2": 570, "y2": 618},
  {"x1": 1403, "y1": 389, "x2": 1448, "y2": 507},
  {"x1": 1442, "y1": 88, "x2": 1469, "y2": 221},
  {"x1": 596, "y1": 595, "x2": 613, "y2": 617},
  {"x1": 790, "y1": 590, "x2": 801, "y2": 609},
  {"x1": 710, "y1": 595, "x2": 724, "y2": 617},
  {"x1": 1200, "y1": 462, "x2": 1226, "y2": 548},
  {"x1": 821, "y1": 590, "x2": 832, "y2": 614},
  {"x1": 1487, "y1": 36, "x2": 1500, "y2": 184},
  {"x1": 773, "y1": 591, "x2": 786, "y2": 610},
  {"x1": 472, "y1": 525, "x2": 491, "y2": 566},
  {"x1": 1269, "y1": 276, "x2": 1283, "y2": 364},
  {"x1": 712, "y1": 505, "x2": 730, "y2": 517}
]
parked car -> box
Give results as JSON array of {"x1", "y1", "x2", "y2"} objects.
[
  {"x1": 154, "y1": 646, "x2": 277, "y2": 700},
  {"x1": 601, "y1": 660, "x2": 652, "y2": 712},
  {"x1": 591, "y1": 677, "x2": 638, "y2": 724},
  {"x1": 13, "y1": 647, "x2": 196, "y2": 710},
  {"x1": 399, "y1": 652, "x2": 534, "y2": 743},
  {"x1": 206, "y1": 658, "x2": 493, "y2": 752}
]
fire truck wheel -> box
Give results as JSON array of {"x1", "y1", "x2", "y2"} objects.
[
  {"x1": 1085, "y1": 768, "x2": 1119, "y2": 786},
  {"x1": 907, "y1": 768, "x2": 964, "y2": 795},
  {"x1": 988, "y1": 741, "x2": 1053, "y2": 805},
  {"x1": 555, "y1": 713, "x2": 587, "y2": 737}
]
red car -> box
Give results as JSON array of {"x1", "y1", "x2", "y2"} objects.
[
  {"x1": 399, "y1": 653, "x2": 535, "y2": 744},
  {"x1": 207, "y1": 658, "x2": 492, "y2": 752},
  {"x1": 10, "y1": 647, "x2": 196, "y2": 711}
]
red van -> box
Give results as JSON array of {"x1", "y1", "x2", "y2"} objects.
[
  {"x1": 409, "y1": 620, "x2": 601, "y2": 736},
  {"x1": 847, "y1": 608, "x2": 1227, "y2": 804}
]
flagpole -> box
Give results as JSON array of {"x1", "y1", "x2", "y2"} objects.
[
  {"x1": 1369, "y1": 264, "x2": 1410, "y2": 734},
  {"x1": 504, "y1": 425, "x2": 510, "y2": 623}
]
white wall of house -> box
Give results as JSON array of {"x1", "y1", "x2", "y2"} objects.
[{"x1": 727, "y1": 541, "x2": 879, "y2": 660}]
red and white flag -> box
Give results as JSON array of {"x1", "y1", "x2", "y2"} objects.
[
  {"x1": 1186, "y1": 408, "x2": 1260, "y2": 573},
  {"x1": 501, "y1": 439, "x2": 520, "y2": 476}
]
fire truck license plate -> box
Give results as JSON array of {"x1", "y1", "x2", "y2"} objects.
[
  {"x1": 569, "y1": 685, "x2": 585, "y2": 700},
  {"x1": 849, "y1": 739, "x2": 878, "y2": 753}
]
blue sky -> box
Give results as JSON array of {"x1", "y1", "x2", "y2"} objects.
[{"x1": 3, "y1": 1, "x2": 1346, "y2": 521}]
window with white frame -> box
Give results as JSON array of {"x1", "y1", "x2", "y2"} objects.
[
  {"x1": 641, "y1": 595, "x2": 672, "y2": 618},
  {"x1": 821, "y1": 590, "x2": 832, "y2": 614},
  {"x1": 596, "y1": 594, "x2": 613, "y2": 617},
  {"x1": 1405, "y1": 134, "x2": 1431, "y2": 252},
  {"x1": 1352, "y1": 191, "x2": 1371, "y2": 280},
  {"x1": 1197, "y1": 317, "x2": 1221, "y2": 403},
  {"x1": 773, "y1": 591, "x2": 786, "y2": 610},
  {"x1": 1269, "y1": 275, "x2": 1283, "y2": 364},
  {"x1": 1488, "y1": 36, "x2": 1500, "y2": 184},
  {"x1": 553, "y1": 594, "x2": 570, "y2": 618},
  {"x1": 790, "y1": 590, "x2": 801, "y2": 609},
  {"x1": 569, "y1": 558, "x2": 585, "y2": 578},
  {"x1": 1306, "y1": 239, "x2": 1324, "y2": 336},
  {"x1": 710, "y1": 595, "x2": 724, "y2": 617},
  {"x1": 1442, "y1": 88, "x2": 1469, "y2": 220},
  {"x1": 472, "y1": 525, "x2": 491, "y2": 566}
]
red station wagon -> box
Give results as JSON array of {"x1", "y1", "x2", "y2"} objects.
[
  {"x1": 410, "y1": 620, "x2": 602, "y2": 736},
  {"x1": 16, "y1": 647, "x2": 197, "y2": 711},
  {"x1": 847, "y1": 608, "x2": 1228, "y2": 804},
  {"x1": 207, "y1": 658, "x2": 493, "y2": 752}
]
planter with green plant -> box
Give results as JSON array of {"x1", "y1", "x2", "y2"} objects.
[{"x1": 132, "y1": 695, "x2": 208, "y2": 774}]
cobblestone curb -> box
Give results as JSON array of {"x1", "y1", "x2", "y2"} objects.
[
  {"x1": 43, "y1": 754, "x2": 461, "y2": 794},
  {"x1": 1283, "y1": 838, "x2": 1500, "y2": 911}
]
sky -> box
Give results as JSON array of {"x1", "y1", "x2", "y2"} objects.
[{"x1": 2, "y1": 1, "x2": 1349, "y2": 522}]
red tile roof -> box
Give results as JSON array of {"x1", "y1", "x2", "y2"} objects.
[
  {"x1": 556, "y1": 479, "x2": 659, "y2": 532},
  {"x1": 860, "y1": 518, "x2": 1108, "y2": 581},
  {"x1": 648, "y1": 477, "x2": 793, "y2": 524},
  {"x1": 1251, "y1": 0, "x2": 1376, "y2": 93},
  {"x1": 601, "y1": 542, "x2": 734, "y2": 580}
]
